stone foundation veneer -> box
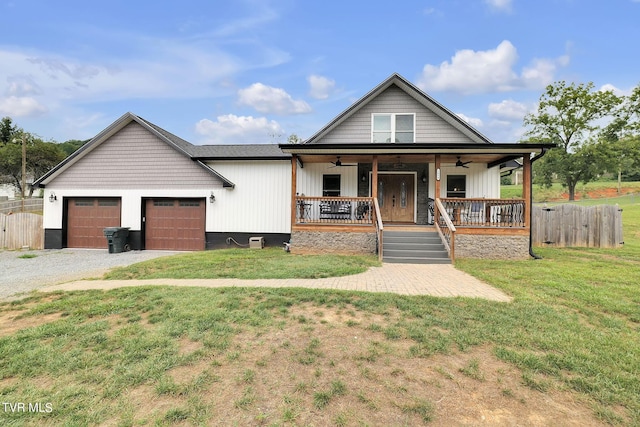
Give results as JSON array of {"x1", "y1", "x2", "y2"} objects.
[
  {"x1": 455, "y1": 234, "x2": 530, "y2": 260},
  {"x1": 291, "y1": 231, "x2": 377, "y2": 255}
]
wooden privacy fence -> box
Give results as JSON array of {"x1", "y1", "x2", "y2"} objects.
[
  {"x1": 0, "y1": 212, "x2": 43, "y2": 249},
  {"x1": 0, "y1": 198, "x2": 44, "y2": 214},
  {"x1": 532, "y1": 204, "x2": 623, "y2": 248}
]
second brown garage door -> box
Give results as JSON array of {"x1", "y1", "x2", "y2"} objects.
[{"x1": 145, "y1": 199, "x2": 205, "y2": 250}]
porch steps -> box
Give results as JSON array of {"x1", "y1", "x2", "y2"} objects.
[{"x1": 382, "y1": 231, "x2": 451, "y2": 264}]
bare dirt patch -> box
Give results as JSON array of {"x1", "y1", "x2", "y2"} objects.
[
  {"x1": 176, "y1": 336, "x2": 204, "y2": 357},
  {"x1": 0, "y1": 298, "x2": 612, "y2": 425},
  {"x1": 0, "y1": 311, "x2": 62, "y2": 337},
  {"x1": 553, "y1": 186, "x2": 639, "y2": 201},
  {"x1": 107, "y1": 305, "x2": 606, "y2": 426},
  {"x1": 127, "y1": 384, "x2": 186, "y2": 421}
]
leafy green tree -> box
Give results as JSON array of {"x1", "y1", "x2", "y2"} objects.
[
  {"x1": 0, "y1": 117, "x2": 22, "y2": 190},
  {"x1": 287, "y1": 134, "x2": 303, "y2": 144},
  {"x1": 598, "y1": 84, "x2": 640, "y2": 190},
  {"x1": 0, "y1": 116, "x2": 19, "y2": 146},
  {"x1": 0, "y1": 132, "x2": 66, "y2": 196},
  {"x1": 58, "y1": 139, "x2": 90, "y2": 156},
  {"x1": 524, "y1": 81, "x2": 621, "y2": 200}
]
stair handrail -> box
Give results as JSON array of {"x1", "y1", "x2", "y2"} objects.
[
  {"x1": 434, "y1": 198, "x2": 456, "y2": 263},
  {"x1": 373, "y1": 197, "x2": 383, "y2": 262}
]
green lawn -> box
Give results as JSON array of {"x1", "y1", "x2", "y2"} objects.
[
  {"x1": 104, "y1": 248, "x2": 380, "y2": 280},
  {"x1": 1, "y1": 190, "x2": 639, "y2": 425}
]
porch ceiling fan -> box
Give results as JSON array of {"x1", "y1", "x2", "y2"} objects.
[
  {"x1": 329, "y1": 156, "x2": 357, "y2": 168},
  {"x1": 455, "y1": 156, "x2": 472, "y2": 168}
]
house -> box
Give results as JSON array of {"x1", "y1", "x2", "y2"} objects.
[
  {"x1": 0, "y1": 183, "x2": 16, "y2": 200},
  {"x1": 34, "y1": 73, "x2": 553, "y2": 262},
  {"x1": 34, "y1": 115, "x2": 292, "y2": 251}
]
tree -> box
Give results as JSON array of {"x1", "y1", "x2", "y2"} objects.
[
  {"x1": 0, "y1": 116, "x2": 18, "y2": 146},
  {"x1": 598, "y1": 84, "x2": 640, "y2": 191},
  {"x1": 0, "y1": 117, "x2": 22, "y2": 188},
  {"x1": 0, "y1": 131, "x2": 66, "y2": 196},
  {"x1": 58, "y1": 139, "x2": 90, "y2": 156},
  {"x1": 524, "y1": 81, "x2": 621, "y2": 200},
  {"x1": 287, "y1": 134, "x2": 303, "y2": 144}
]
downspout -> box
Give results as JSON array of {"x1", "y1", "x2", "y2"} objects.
[{"x1": 529, "y1": 148, "x2": 549, "y2": 260}]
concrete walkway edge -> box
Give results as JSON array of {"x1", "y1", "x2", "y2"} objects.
[{"x1": 41, "y1": 264, "x2": 512, "y2": 302}]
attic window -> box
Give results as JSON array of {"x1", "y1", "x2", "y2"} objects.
[{"x1": 372, "y1": 113, "x2": 415, "y2": 143}]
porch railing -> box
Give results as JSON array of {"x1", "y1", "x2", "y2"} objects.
[
  {"x1": 435, "y1": 198, "x2": 456, "y2": 262},
  {"x1": 373, "y1": 198, "x2": 383, "y2": 261},
  {"x1": 295, "y1": 196, "x2": 374, "y2": 225},
  {"x1": 440, "y1": 198, "x2": 526, "y2": 227}
]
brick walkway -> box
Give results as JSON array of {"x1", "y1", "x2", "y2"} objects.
[{"x1": 42, "y1": 264, "x2": 512, "y2": 302}]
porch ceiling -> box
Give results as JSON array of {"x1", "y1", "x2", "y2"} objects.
[
  {"x1": 292, "y1": 153, "x2": 521, "y2": 166},
  {"x1": 280, "y1": 143, "x2": 555, "y2": 165}
]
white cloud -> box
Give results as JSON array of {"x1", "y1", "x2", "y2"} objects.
[
  {"x1": 6, "y1": 76, "x2": 42, "y2": 96},
  {"x1": 423, "y1": 7, "x2": 437, "y2": 15},
  {"x1": 0, "y1": 96, "x2": 47, "y2": 117},
  {"x1": 307, "y1": 75, "x2": 335, "y2": 100},
  {"x1": 456, "y1": 113, "x2": 484, "y2": 128},
  {"x1": 0, "y1": 46, "x2": 241, "y2": 104},
  {"x1": 238, "y1": 83, "x2": 311, "y2": 114},
  {"x1": 195, "y1": 114, "x2": 284, "y2": 144},
  {"x1": 212, "y1": 3, "x2": 278, "y2": 37},
  {"x1": 520, "y1": 58, "x2": 563, "y2": 89},
  {"x1": 417, "y1": 40, "x2": 568, "y2": 95},
  {"x1": 599, "y1": 83, "x2": 633, "y2": 96},
  {"x1": 0, "y1": 28, "x2": 292, "y2": 120},
  {"x1": 488, "y1": 99, "x2": 531, "y2": 121},
  {"x1": 485, "y1": 0, "x2": 512, "y2": 12}
]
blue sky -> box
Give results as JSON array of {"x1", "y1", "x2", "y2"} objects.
[{"x1": 1, "y1": 0, "x2": 639, "y2": 145}]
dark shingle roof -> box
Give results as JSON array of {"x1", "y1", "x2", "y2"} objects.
[
  {"x1": 136, "y1": 116, "x2": 196, "y2": 156},
  {"x1": 191, "y1": 144, "x2": 290, "y2": 160},
  {"x1": 136, "y1": 117, "x2": 289, "y2": 160}
]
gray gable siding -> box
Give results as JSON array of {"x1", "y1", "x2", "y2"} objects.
[
  {"x1": 48, "y1": 122, "x2": 221, "y2": 189},
  {"x1": 316, "y1": 85, "x2": 475, "y2": 144}
]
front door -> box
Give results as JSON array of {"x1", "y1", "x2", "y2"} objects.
[{"x1": 378, "y1": 174, "x2": 415, "y2": 222}]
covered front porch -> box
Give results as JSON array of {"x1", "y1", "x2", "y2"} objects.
[{"x1": 280, "y1": 145, "x2": 543, "y2": 262}]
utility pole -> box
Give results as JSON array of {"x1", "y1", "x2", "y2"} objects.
[{"x1": 21, "y1": 133, "x2": 26, "y2": 212}]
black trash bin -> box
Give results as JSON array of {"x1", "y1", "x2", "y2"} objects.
[{"x1": 103, "y1": 227, "x2": 130, "y2": 253}]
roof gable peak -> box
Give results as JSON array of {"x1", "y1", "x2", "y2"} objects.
[{"x1": 303, "y1": 73, "x2": 494, "y2": 145}]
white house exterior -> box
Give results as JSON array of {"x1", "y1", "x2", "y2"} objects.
[
  {"x1": 35, "y1": 74, "x2": 552, "y2": 261},
  {"x1": 36, "y1": 116, "x2": 292, "y2": 250}
]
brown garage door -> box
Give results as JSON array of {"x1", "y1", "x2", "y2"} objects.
[
  {"x1": 67, "y1": 198, "x2": 121, "y2": 248},
  {"x1": 145, "y1": 199, "x2": 205, "y2": 250}
]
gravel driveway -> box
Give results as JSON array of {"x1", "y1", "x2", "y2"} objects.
[{"x1": 0, "y1": 248, "x2": 178, "y2": 299}]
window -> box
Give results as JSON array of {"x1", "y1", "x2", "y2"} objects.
[
  {"x1": 323, "y1": 175, "x2": 341, "y2": 196},
  {"x1": 372, "y1": 113, "x2": 415, "y2": 143},
  {"x1": 446, "y1": 175, "x2": 466, "y2": 198}
]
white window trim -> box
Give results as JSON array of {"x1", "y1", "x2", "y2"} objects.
[{"x1": 371, "y1": 113, "x2": 416, "y2": 143}]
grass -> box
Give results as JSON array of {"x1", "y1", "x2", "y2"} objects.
[
  {"x1": 502, "y1": 180, "x2": 640, "y2": 202},
  {"x1": 104, "y1": 247, "x2": 380, "y2": 280},
  {"x1": 1, "y1": 183, "x2": 639, "y2": 424}
]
